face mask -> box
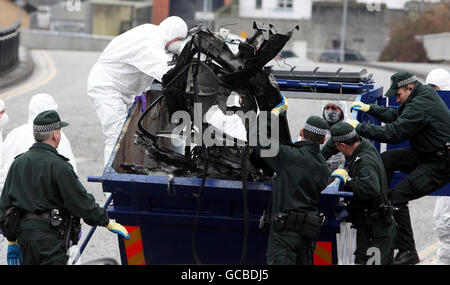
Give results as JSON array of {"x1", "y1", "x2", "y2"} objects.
[
  {"x1": 167, "y1": 40, "x2": 184, "y2": 55},
  {"x1": 0, "y1": 112, "x2": 9, "y2": 128},
  {"x1": 324, "y1": 110, "x2": 341, "y2": 124}
]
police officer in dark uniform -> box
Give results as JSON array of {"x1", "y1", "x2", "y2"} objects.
[
  {"x1": 330, "y1": 122, "x2": 396, "y2": 265},
  {"x1": 262, "y1": 116, "x2": 330, "y2": 265},
  {"x1": 350, "y1": 71, "x2": 450, "y2": 265},
  {"x1": 0, "y1": 110, "x2": 130, "y2": 265}
]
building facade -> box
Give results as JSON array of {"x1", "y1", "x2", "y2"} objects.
[{"x1": 215, "y1": 0, "x2": 406, "y2": 62}]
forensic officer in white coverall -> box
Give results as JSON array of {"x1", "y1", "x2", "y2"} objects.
[
  {"x1": 87, "y1": 16, "x2": 188, "y2": 165},
  {"x1": 0, "y1": 93, "x2": 78, "y2": 190},
  {"x1": 426, "y1": 68, "x2": 450, "y2": 265}
]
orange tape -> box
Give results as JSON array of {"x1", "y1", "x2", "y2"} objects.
[
  {"x1": 123, "y1": 226, "x2": 146, "y2": 265},
  {"x1": 313, "y1": 241, "x2": 332, "y2": 265}
]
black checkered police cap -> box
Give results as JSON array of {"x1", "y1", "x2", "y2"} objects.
[
  {"x1": 304, "y1": 116, "x2": 329, "y2": 136},
  {"x1": 331, "y1": 122, "x2": 357, "y2": 142},
  {"x1": 33, "y1": 110, "x2": 69, "y2": 132},
  {"x1": 385, "y1": 71, "x2": 418, "y2": 98}
]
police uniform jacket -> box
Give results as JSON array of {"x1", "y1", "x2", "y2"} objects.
[
  {"x1": 0, "y1": 143, "x2": 109, "y2": 227},
  {"x1": 263, "y1": 141, "x2": 330, "y2": 215},
  {"x1": 356, "y1": 83, "x2": 450, "y2": 154},
  {"x1": 344, "y1": 138, "x2": 389, "y2": 218}
]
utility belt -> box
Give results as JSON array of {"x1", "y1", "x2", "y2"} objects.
[
  {"x1": 260, "y1": 210, "x2": 326, "y2": 241},
  {"x1": 350, "y1": 203, "x2": 393, "y2": 242},
  {"x1": 418, "y1": 144, "x2": 450, "y2": 170},
  {"x1": 1, "y1": 208, "x2": 81, "y2": 250}
]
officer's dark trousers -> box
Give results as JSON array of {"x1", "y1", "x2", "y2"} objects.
[
  {"x1": 266, "y1": 228, "x2": 314, "y2": 265},
  {"x1": 354, "y1": 216, "x2": 396, "y2": 265},
  {"x1": 18, "y1": 219, "x2": 68, "y2": 265},
  {"x1": 381, "y1": 148, "x2": 450, "y2": 252}
]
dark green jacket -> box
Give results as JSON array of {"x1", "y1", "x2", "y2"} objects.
[
  {"x1": 356, "y1": 83, "x2": 450, "y2": 153},
  {"x1": 0, "y1": 143, "x2": 109, "y2": 227},
  {"x1": 263, "y1": 141, "x2": 330, "y2": 215},
  {"x1": 344, "y1": 139, "x2": 389, "y2": 214}
]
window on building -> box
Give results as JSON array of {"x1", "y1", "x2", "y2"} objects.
[
  {"x1": 256, "y1": 0, "x2": 262, "y2": 9},
  {"x1": 278, "y1": 0, "x2": 293, "y2": 9}
]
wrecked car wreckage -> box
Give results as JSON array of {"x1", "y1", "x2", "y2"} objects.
[{"x1": 120, "y1": 22, "x2": 299, "y2": 183}]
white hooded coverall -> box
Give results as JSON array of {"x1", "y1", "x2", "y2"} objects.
[
  {"x1": 0, "y1": 94, "x2": 78, "y2": 190},
  {"x1": 427, "y1": 68, "x2": 450, "y2": 264},
  {"x1": 87, "y1": 16, "x2": 188, "y2": 165}
]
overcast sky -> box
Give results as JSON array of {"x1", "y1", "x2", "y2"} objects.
[{"x1": 355, "y1": 0, "x2": 441, "y2": 9}]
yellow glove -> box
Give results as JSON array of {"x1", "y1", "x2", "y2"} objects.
[
  {"x1": 351, "y1": 102, "x2": 370, "y2": 113},
  {"x1": 347, "y1": 120, "x2": 359, "y2": 128},
  {"x1": 271, "y1": 94, "x2": 288, "y2": 116},
  {"x1": 106, "y1": 220, "x2": 130, "y2": 240},
  {"x1": 331, "y1": 169, "x2": 350, "y2": 184}
]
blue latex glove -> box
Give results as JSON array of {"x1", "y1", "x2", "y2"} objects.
[
  {"x1": 7, "y1": 241, "x2": 22, "y2": 265},
  {"x1": 134, "y1": 93, "x2": 147, "y2": 112}
]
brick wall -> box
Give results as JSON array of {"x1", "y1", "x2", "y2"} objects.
[{"x1": 152, "y1": 0, "x2": 170, "y2": 25}]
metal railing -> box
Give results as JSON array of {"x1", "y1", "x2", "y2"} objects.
[{"x1": 0, "y1": 21, "x2": 21, "y2": 73}]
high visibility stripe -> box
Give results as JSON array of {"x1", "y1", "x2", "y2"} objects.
[
  {"x1": 123, "y1": 226, "x2": 146, "y2": 265},
  {"x1": 313, "y1": 241, "x2": 332, "y2": 265}
]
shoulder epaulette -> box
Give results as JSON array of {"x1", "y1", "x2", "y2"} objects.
[{"x1": 57, "y1": 154, "x2": 70, "y2": 162}]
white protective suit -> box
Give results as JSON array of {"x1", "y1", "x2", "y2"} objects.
[
  {"x1": 426, "y1": 68, "x2": 450, "y2": 90},
  {"x1": 87, "y1": 16, "x2": 188, "y2": 165},
  {"x1": 427, "y1": 68, "x2": 450, "y2": 264},
  {"x1": 0, "y1": 94, "x2": 78, "y2": 190}
]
